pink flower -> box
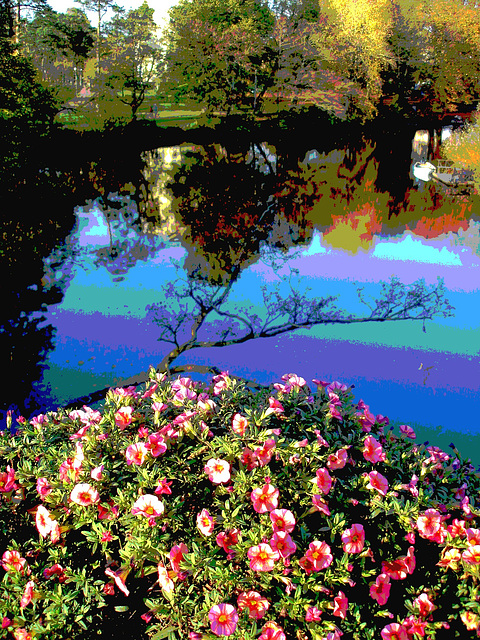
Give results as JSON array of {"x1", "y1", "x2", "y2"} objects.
[
  {"x1": 254, "y1": 439, "x2": 276, "y2": 466},
  {"x1": 125, "y1": 442, "x2": 148, "y2": 466},
  {"x1": 278, "y1": 372, "x2": 306, "y2": 392},
  {"x1": 197, "y1": 393, "x2": 216, "y2": 413},
  {"x1": 43, "y1": 564, "x2": 65, "y2": 581},
  {"x1": 341, "y1": 524, "x2": 365, "y2": 554},
  {"x1": 270, "y1": 509, "x2": 295, "y2": 533},
  {"x1": 413, "y1": 593, "x2": 436, "y2": 618},
  {"x1": 363, "y1": 435, "x2": 385, "y2": 463},
  {"x1": 327, "y1": 448, "x2": 348, "y2": 470},
  {"x1": 462, "y1": 545, "x2": 480, "y2": 564},
  {"x1": 437, "y1": 547, "x2": 462, "y2": 569},
  {"x1": 305, "y1": 606, "x2": 322, "y2": 622},
  {"x1": 416, "y1": 509, "x2": 443, "y2": 539},
  {"x1": 315, "y1": 468, "x2": 333, "y2": 494},
  {"x1": 400, "y1": 424, "x2": 416, "y2": 439},
  {"x1": 269, "y1": 531, "x2": 297, "y2": 558},
  {"x1": 402, "y1": 546, "x2": 416, "y2": 574},
  {"x1": 170, "y1": 543, "x2": 188, "y2": 574},
  {"x1": 251, "y1": 484, "x2": 279, "y2": 513},
  {"x1": 131, "y1": 494, "x2": 164, "y2": 519},
  {"x1": 265, "y1": 397, "x2": 285, "y2": 416},
  {"x1": 333, "y1": 591, "x2": 348, "y2": 619},
  {"x1": 0, "y1": 465, "x2": 17, "y2": 493},
  {"x1": 312, "y1": 495, "x2": 331, "y2": 516},
  {"x1": 50, "y1": 521, "x2": 61, "y2": 544},
  {"x1": 142, "y1": 382, "x2": 158, "y2": 399},
  {"x1": 208, "y1": 603, "x2": 238, "y2": 636},
  {"x1": 36, "y1": 477, "x2": 52, "y2": 499},
  {"x1": 145, "y1": 433, "x2": 167, "y2": 457},
  {"x1": 197, "y1": 509, "x2": 215, "y2": 536},
  {"x1": 366, "y1": 471, "x2": 389, "y2": 496},
  {"x1": 35, "y1": 504, "x2": 55, "y2": 537},
  {"x1": 70, "y1": 483, "x2": 100, "y2": 506},
  {"x1": 155, "y1": 478, "x2": 173, "y2": 495},
  {"x1": 20, "y1": 580, "x2": 35, "y2": 608},
  {"x1": 72, "y1": 441, "x2": 84, "y2": 470},
  {"x1": 157, "y1": 562, "x2": 174, "y2": 593},
  {"x1": 113, "y1": 386, "x2": 138, "y2": 398},
  {"x1": 13, "y1": 629, "x2": 32, "y2": 640},
  {"x1": 101, "y1": 532, "x2": 113, "y2": 542},
  {"x1": 232, "y1": 413, "x2": 248, "y2": 435},
  {"x1": 105, "y1": 565, "x2": 131, "y2": 596},
  {"x1": 304, "y1": 540, "x2": 333, "y2": 571},
  {"x1": 2, "y1": 617, "x2": 12, "y2": 629},
  {"x1": 259, "y1": 621, "x2": 286, "y2": 640},
  {"x1": 381, "y1": 549, "x2": 415, "y2": 580},
  {"x1": 204, "y1": 458, "x2": 231, "y2": 484},
  {"x1": 58, "y1": 458, "x2": 80, "y2": 483},
  {"x1": 403, "y1": 616, "x2": 427, "y2": 637},
  {"x1": 461, "y1": 611, "x2": 480, "y2": 632},
  {"x1": 466, "y1": 528, "x2": 480, "y2": 545},
  {"x1": 90, "y1": 465, "x2": 104, "y2": 481},
  {"x1": 381, "y1": 623, "x2": 408, "y2": 640},
  {"x1": 237, "y1": 591, "x2": 270, "y2": 620},
  {"x1": 98, "y1": 501, "x2": 118, "y2": 520},
  {"x1": 447, "y1": 518, "x2": 467, "y2": 538},
  {"x1": 114, "y1": 406, "x2": 134, "y2": 429},
  {"x1": 247, "y1": 543, "x2": 280, "y2": 571},
  {"x1": 216, "y1": 529, "x2": 240, "y2": 555},
  {"x1": 370, "y1": 574, "x2": 391, "y2": 605}
]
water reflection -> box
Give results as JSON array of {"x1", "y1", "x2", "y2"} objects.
[
  {"x1": 142, "y1": 137, "x2": 480, "y2": 282},
  {"x1": 2, "y1": 132, "x2": 479, "y2": 464}
]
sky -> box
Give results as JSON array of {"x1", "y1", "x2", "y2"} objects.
[{"x1": 46, "y1": 0, "x2": 177, "y2": 26}]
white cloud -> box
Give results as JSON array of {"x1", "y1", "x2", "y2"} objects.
[{"x1": 372, "y1": 233, "x2": 463, "y2": 266}]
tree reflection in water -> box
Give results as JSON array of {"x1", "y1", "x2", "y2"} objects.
[{"x1": 2, "y1": 126, "x2": 479, "y2": 423}]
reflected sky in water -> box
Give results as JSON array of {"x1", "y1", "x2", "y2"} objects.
[
  {"x1": 4, "y1": 134, "x2": 479, "y2": 464},
  {"x1": 37, "y1": 201, "x2": 480, "y2": 461}
]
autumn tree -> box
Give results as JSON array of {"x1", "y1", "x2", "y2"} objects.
[
  {"x1": 314, "y1": 0, "x2": 395, "y2": 119},
  {"x1": 410, "y1": 0, "x2": 480, "y2": 115}
]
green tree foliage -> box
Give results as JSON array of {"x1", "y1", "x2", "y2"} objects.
[
  {"x1": 102, "y1": 2, "x2": 161, "y2": 119},
  {"x1": 163, "y1": 0, "x2": 275, "y2": 114},
  {"x1": 0, "y1": 26, "x2": 57, "y2": 183},
  {"x1": 74, "y1": 0, "x2": 118, "y2": 78},
  {"x1": 21, "y1": 6, "x2": 94, "y2": 90}
]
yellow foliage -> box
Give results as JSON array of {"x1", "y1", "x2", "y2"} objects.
[{"x1": 316, "y1": 0, "x2": 395, "y2": 116}]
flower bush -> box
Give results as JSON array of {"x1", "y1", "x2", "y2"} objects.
[{"x1": 1, "y1": 369, "x2": 480, "y2": 640}]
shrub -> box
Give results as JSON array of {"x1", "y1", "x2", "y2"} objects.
[{"x1": 1, "y1": 369, "x2": 480, "y2": 640}]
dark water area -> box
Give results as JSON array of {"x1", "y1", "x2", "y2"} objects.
[{"x1": 1, "y1": 118, "x2": 479, "y2": 463}]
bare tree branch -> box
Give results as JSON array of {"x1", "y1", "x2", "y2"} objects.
[{"x1": 146, "y1": 256, "x2": 455, "y2": 374}]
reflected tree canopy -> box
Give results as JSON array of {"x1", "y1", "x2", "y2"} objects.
[
  {"x1": 142, "y1": 132, "x2": 480, "y2": 283},
  {"x1": 2, "y1": 126, "x2": 479, "y2": 415}
]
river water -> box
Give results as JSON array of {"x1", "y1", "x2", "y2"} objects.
[{"x1": 2, "y1": 132, "x2": 480, "y2": 462}]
